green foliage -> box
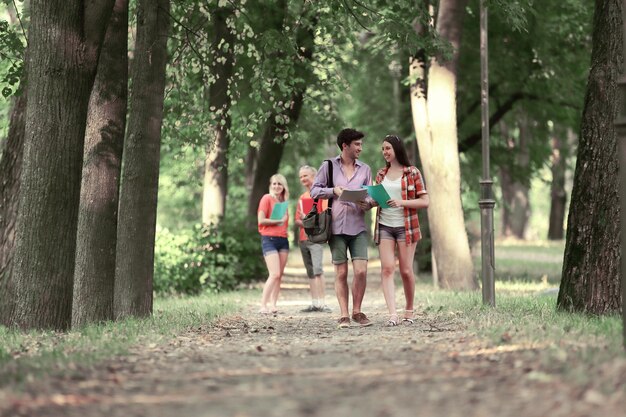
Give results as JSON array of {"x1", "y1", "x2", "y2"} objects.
[
  {"x1": 0, "y1": 3, "x2": 26, "y2": 98},
  {"x1": 457, "y1": 0, "x2": 591, "y2": 196},
  {"x1": 154, "y1": 215, "x2": 266, "y2": 295}
]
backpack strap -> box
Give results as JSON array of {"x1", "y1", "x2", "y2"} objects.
[{"x1": 326, "y1": 159, "x2": 333, "y2": 208}]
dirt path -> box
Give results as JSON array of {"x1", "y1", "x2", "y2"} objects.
[{"x1": 1, "y1": 264, "x2": 624, "y2": 417}]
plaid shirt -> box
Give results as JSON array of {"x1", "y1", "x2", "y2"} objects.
[{"x1": 374, "y1": 166, "x2": 427, "y2": 245}]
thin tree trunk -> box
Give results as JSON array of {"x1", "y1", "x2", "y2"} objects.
[
  {"x1": 114, "y1": 0, "x2": 170, "y2": 319},
  {"x1": 244, "y1": 144, "x2": 258, "y2": 192},
  {"x1": 0, "y1": 92, "x2": 26, "y2": 320},
  {"x1": 547, "y1": 127, "x2": 570, "y2": 240},
  {"x1": 409, "y1": 4, "x2": 434, "y2": 277},
  {"x1": 0, "y1": 1, "x2": 28, "y2": 320},
  {"x1": 411, "y1": 0, "x2": 476, "y2": 290},
  {"x1": 499, "y1": 117, "x2": 530, "y2": 239},
  {"x1": 5, "y1": 1, "x2": 114, "y2": 330},
  {"x1": 558, "y1": 0, "x2": 622, "y2": 314},
  {"x1": 202, "y1": 6, "x2": 235, "y2": 224},
  {"x1": 72, "y1": 0, "x2": 129, "y2": 327}
]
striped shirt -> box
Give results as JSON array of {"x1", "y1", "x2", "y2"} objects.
[{"x1": 374, "y1": 166, "x2": 427, "y2": 245}]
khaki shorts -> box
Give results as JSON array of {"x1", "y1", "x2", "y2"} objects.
[
  {"x1": 329, "y1": 232, "x2": 368, "y2": 264},
  {"x1": 299, "y1": 241, "x2": 324, "y2": 278}
]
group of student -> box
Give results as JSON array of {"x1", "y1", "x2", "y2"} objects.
[{"x1": 256, "y1": 128, "x2": 429, "y2": 328}]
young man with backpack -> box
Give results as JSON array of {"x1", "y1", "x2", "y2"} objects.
[{"x1": 310, "y1": 128, "x2": 374, "y2": 328}]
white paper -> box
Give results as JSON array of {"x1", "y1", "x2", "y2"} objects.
[{"x1": 338, "y1": 188, "x2": 368, "y2": 203}]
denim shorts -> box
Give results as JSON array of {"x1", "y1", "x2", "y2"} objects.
[
  {"x1": 329, "y1": 232, "x2": 368, "y2": 264},
  {"x1": 261, "y1": 236, "x2": 289, "y2": 256},
  {"x1": 379, "y1": 224, "x2": 406, "y2": 242}
]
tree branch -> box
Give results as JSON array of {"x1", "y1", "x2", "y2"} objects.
[
  {"x1": 458, "y1": 92, "x2": 581, "y2": 152},
  {"x1": 458, "y1": 92, "x2": 525, "y2": 153},
  {"x1": 340, "y1": 0, "x2": 371, "y2": 31}
]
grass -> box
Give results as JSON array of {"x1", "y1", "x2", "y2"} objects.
[
  {"x1": 481, "y1": 239, "x2": 566, "y2": 284},
  {"x1": 414, "y1": 238, "x2": 624, "y2": 387},
  {"x1": 0, "y1": 291, "x2": 256, "y2": 386},
  {"x1": 0, "y1": 239, "x2": 623, "y2": 389}
]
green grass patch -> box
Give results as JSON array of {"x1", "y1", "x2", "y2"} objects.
[
  {"x1": 0, "y1": 291, "x2": 256, "y2": 387},
  {"x1": 413, "y1": 280, "x2": 624, "y2": 387},
  {"x1": 473, "y1": 239, "x2": 566, "y2": 284}
]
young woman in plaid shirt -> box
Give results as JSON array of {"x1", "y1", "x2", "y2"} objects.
[{"x1": 374, "y1": 135, "x2": 429, "y2": 326}]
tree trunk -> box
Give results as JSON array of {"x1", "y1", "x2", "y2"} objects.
[
  {"x1": 547, "y1": 127, "x2": 571, "y2": 240},
  {"x1": 72, "y1": 0, "x2": 128, "y2": 328},
  {"x1": 246, "y1": 15, "x2": 314, "y2": 221},
  {"x1": 499, "y1": 118, "x2": 530, "y2": 240},
  {"x1": 246, "y1": 92, "x2": 304, "y2": 220},
  {"x1": 244, "y1": 144, "x2": 258, "y2": 192},
  {"x1": 4, "y1": 1, "x2": 114, "y2": 330},
  {"x1": 409, "y1": 5, "x2": 434, "y2": 277},
  {"x1": 114, "y1": 0, "x2": 170, "y2": 320},
  {"x1": 410, "y1": 0, "x2": 476, "y2": 290},
  {"x1": 202, "y1": 7, "x2": 235, "y2": 224},
  {"x1": 0, "y1": 91, "x2": 26, "y2": 320},
  {"x1": 557, "y1": 0, "x2": 622, "y2": 314}
]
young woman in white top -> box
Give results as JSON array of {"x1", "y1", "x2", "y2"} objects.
[{"x1": 373, "y1": 135, "x2": 429, "y2": 326}]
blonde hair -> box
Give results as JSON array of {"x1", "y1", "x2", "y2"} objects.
[
  {"x1": 299, "y1": 165, "x2": 317, "y2": 176},
  {"x1": 268, "y1": 173, "x2": 289, "y2": 201}
]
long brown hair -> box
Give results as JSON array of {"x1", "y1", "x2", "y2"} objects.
[{"x1": 383, "y1": 135, "x2": 412, "y2": 168}]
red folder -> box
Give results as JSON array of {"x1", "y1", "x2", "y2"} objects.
[{"x1": 301, "y1": 197, "x2": 315, "y2": 214}]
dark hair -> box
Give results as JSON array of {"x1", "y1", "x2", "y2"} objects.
[
  {"x1": 337, "y1": 128, "x2": 364, "y2": 150},
  {"x1": 383, "y1": 135, "x2": 412, "y2": 168}
]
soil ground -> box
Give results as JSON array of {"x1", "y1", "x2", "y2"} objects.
[{"x1": 1, "y1": 251, "x2": 624, "y2": 417}]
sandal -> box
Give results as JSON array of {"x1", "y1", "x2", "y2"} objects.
[
  {"x1": 387, "y1": 314, "x2": 399, "y2": 327},
  {"x1": 258, "y1": 308, "x2": 271, "y2": 315},
  {"x1": 402, "y1": 309, "x2": 415, "y2": 325}
]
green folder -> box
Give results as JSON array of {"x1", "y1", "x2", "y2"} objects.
[
  {"x1": 362, "y1": 184, "x2": 391, "y2": 208},
  {"x1": 270, "y1": 201, "x2": 289, "y2": 220}
]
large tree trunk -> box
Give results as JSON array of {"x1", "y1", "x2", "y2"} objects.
[
  {"x1": 4, "y1": 1, "x2": 114, "y2": 330},
  {"x1": 499, "y1": 118, "x2": 531, "y2": 239},
  {"x1": 114, "y1": 0, "x2": 170, "y2": 320},
  {"x1": 557, "y1": 0, "x2": 622, "y2": 314},
  {"x1": 410, "y1": 0, "x2": 476, "y2": 290},
  {"x1": 72, "y1": 0, "x2": 129, "y2": 328},
  {"x1": 246, "y1": 92, "x2": 304, "y2": 220},
  {"x1": 0, "y1": 92, "x2": 26, "y2": 320},
  {"x1": 246, "y1": 15, "x2": 314, "y2": 221},
  {"x1": 547, "y1": 127, "x2": 571, "y2": 240},
  {"x1": 202, "y1": 6, "x2": 235, "y2": 224}
]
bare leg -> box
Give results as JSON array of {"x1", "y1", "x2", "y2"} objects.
[
  {"x1": 351, "y1": 259, "x2": 368, "y2": 314},
  {"x1": 269, "y1": 251, "x2": 289, "y2": 311},
  {"x1": 334, "y1": 263, "x2": 349, "y2": 317},
  {"x1": 261, "y1": 252, "x2": 281, "y2": 311},
  {"x1": 378, "y1": 239, "x2": 398, "y2": 316},
  {"x1": 315, "y1": 274, "x2": 326, "y2": 302},
  {"x1": 308, "y1": 277, "x2": 318, "y2": 303},
  {"x1": 396, "y1": 241, "x2": 417, "y2": 316}
]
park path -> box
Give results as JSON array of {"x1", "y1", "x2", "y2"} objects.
[{"x1": 1, "y1": 256, "x2": 624, "y2": 417}]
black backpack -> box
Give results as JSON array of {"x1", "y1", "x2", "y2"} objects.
[{"x1": 302, "y1": 160, "x2": 333, "y2": 244}]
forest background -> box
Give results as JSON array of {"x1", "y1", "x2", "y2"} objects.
[{"x1": 0, "y1": 0, "x2": 620, "y2": 331}]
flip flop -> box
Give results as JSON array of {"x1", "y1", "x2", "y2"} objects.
[{"x1": 387, "y1": 314, "x2": 399, "y2": 327}]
